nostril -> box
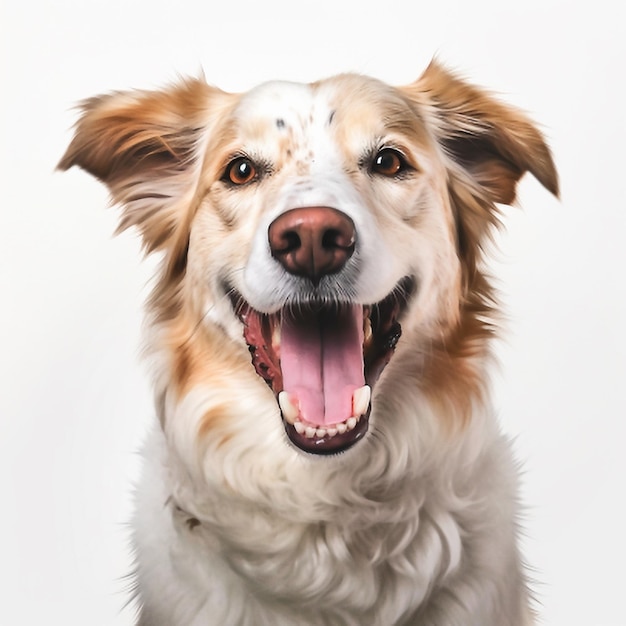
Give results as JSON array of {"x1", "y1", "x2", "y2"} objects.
[
  {"x1": 277, "y1": 230, "x2": 301, "y2": 254},
  {"x1": 322, "y1": 228, "x2": 354, "y2": 251}
]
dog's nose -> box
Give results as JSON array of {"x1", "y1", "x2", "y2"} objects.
[{"x1": 268, "y1": 207, "x2": 356, "y2": 282}]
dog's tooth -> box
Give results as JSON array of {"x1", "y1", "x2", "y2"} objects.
[
  {"x1": 305, "y1": 426, "x2": 316, "y2": 438},
  {"x1": 315, "y1": 428, "x2": 327, "y2": 438},
  {"x1": 346, "y1": 417, "x2": 357, "y2": 431},
  {"x1": 352, "y1": 385, "x2": 371, "y2": 418},
  {"x1": 336, "y1": 422, "x2": 347, "y2": 434},
  {"x1": 327, "y1": 426, "x2": 338, "y2": 438},
  {"x1": 278, "y1": 391, "x2": 299, "y2": 424},
  {"x1": 294, "y1": 420, "x2": 305, "y2": 434}
]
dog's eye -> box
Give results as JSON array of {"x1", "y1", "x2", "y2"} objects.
[
  {"x1": 371, "y1": 148, "x2": 408, "y2": 177},
  {"x1": 224, "y1": 157, "x2": 258, "y2": 185}
]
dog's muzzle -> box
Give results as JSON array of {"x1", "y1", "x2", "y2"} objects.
[{"x1": 232, "y1": 206, "x2": 413, "y2": 455}]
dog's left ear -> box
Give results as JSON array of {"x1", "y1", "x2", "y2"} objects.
[{"x1": 401, "y1": 61, "x2": 559, "y2": 203}]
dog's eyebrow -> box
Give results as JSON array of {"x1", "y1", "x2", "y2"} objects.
[{"x1": 327, "y1": 110, "x2": 336, "y2": 126}]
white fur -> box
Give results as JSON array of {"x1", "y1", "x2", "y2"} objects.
[{"x1": 133, "y1": 389, "x2": 531, "y2": 625}]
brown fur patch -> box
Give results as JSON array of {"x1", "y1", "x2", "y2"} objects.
[
  {"x1": 165, "y1": 311, "x2": 251, "y2": 444},
  {"x1": 196, "y1": 403, "x2": 235, "y2": 446},
  {"x1": 58, "y1": 79, "x2": 214, "y2": 181},
  {"x1": 396, "y1": 62, "x2": 558, "y2": 430},
  {"x1": 57, "y1": 80, "x2": 233, "y2": 264},
  {"x1": 421, "y1": 306, "x2": 495, "y2": 429},
  {"x1": 169, "y1": 314, "x2": 219, "y2": 397},
  {"x1": 402, "y1": 61, "x2": 559, "y2": 202}
]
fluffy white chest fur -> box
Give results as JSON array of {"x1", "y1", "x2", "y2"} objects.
[{"x1": 59, "y1": 62, "x2": 557, "y2": 625}]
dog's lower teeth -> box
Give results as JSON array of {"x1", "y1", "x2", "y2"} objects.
[{"x1": 291, "y1": 413, "x2": 362, "y2": 439}]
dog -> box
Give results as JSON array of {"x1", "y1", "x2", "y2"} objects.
[{"x1": 59, "y1": 61, "x2": 558, "y2": 625}]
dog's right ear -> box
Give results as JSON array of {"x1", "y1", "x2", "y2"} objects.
[{"x1": 58, "y1": 79, "x2": 228, "y2": 254}]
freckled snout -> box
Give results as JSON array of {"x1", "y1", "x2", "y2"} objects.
[{"x1": 268, "y1": 207, "x2": 355, "y2": 283}]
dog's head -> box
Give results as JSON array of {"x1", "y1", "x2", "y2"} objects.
[{"x1": 59, "y1": 62, "x2": 557, "y2": 458}]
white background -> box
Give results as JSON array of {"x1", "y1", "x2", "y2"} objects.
[{"x1": 1, "y1": 1, "x2": 624, "y2": 624}]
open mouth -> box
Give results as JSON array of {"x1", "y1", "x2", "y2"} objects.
[{"x1": 233, "y1": 277, "x2": 414, "y2": 455}]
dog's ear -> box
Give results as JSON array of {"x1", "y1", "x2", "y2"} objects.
[
  {"x1": 58, "y1": 79, "x2": 227, "y2": 254},
  {"x1": 402, "y1": 61, "x2": 559, "y2": 204}
]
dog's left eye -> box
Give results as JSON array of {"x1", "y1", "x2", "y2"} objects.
[
  {"x1": 371, "y1": 148, "x2": 410, "y2": 177},
  {"x1": 223, "y1": 157, "x2": 258, "y2": 185}
]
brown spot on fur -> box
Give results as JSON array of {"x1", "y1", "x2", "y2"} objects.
[
  {"x1": 167, "y1": 313, "x2": 250, "y2": 446},
  {"x1": 170, "y1": 315, "x2": 219, "y2": 396},
  {"x1": 421, "y1": 304, "x2": 494, "y2": 429},
  {"x1": 162, "y1": 315, "x2": 246, "y2": 449},
  {"x1": 197, "y1": 403, "x2": 235, "y2": 445},
  {"x1": 174, "y1": 340, "x2": 193, "y2": 390}
]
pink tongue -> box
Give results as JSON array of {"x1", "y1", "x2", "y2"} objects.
[{"x1": 281, "y1": 305, "x2": 364, "y2": 426}]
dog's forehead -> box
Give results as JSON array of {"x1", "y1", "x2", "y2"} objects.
[
  {"x1": 238, "y1": 80, "x2": 321, "y2": 121},
  {"x1": 233, "y1": 80, "x2": 337, "y2": 142},
  {"x1": 233, "y1": 76, "x2": 408, "y2": 137},
  {"x1": 227, "y1": 76, "x2": 427, "y2": 166}
]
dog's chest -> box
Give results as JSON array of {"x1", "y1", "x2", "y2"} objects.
[{"x1": 168, "y1": 484, "x2": 461, "y2": 615}]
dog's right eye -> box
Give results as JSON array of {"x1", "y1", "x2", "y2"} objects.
[
  {"x1": 371, "y1": 148, "x2": 410, "y2": 177},
  {"x1": 223, "y1": 157, "x2": 258, "y2": 185}
]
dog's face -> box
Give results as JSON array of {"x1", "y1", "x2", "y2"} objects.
[
  {"x1": 59, "y1": 63, "x2": 558, "y2": 458},
  {"x1": 187, "y1": 74, "x2": 462, "y2": 454}
]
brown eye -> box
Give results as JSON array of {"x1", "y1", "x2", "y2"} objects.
[
  {"x1": 224, "y1": 157, "x2": 257, "y2": 185},
  {"x1": 372, "y1": 148, "x2": 407, "y2": 177}
]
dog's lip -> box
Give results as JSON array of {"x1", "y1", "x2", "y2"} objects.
[
  {"x1": 282, "y1": 405, "x2": 370, "y2": 455},
  {"x1": 230, "y1": 276, "x2": 415, "y2": 455}
]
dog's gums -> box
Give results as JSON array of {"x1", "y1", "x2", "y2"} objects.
[{"x1": 237, "y1": 277, "x2": 413, "y2": 454}]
